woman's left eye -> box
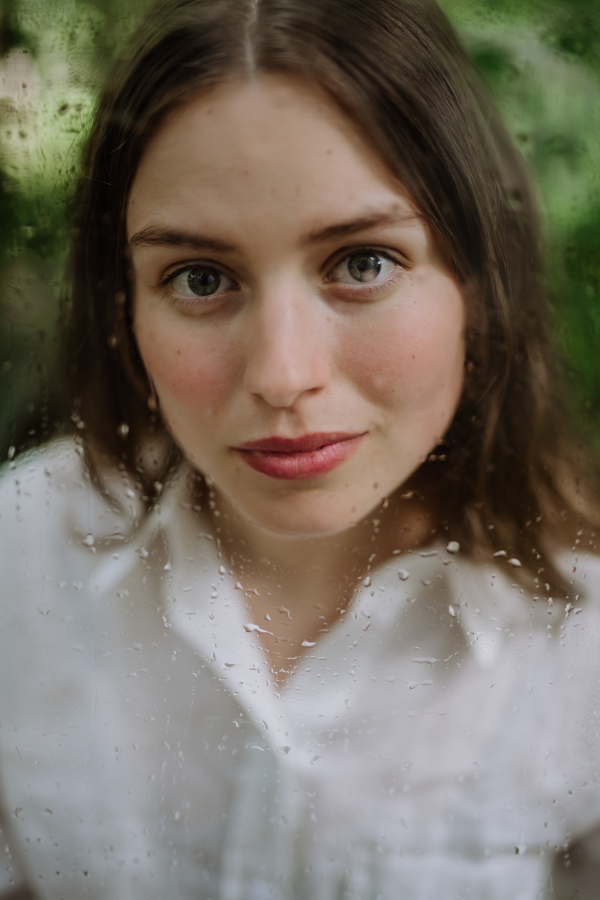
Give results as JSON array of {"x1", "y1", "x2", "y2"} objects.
[
  {"x1": 328, "y1": 250, "x2": 397, "y2": 285},
  {"x1": 165, "y1": 264, "x2": 236, "y2": 300}
]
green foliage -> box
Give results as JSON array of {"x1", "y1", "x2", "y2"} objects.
[
  {"x1": 552, "y1": 205, "x2": 600, "y2": 448},
  {"x1": 0, "y1": 0, "x2": 38, "y2": 56},
  {"x1": 453, "y1": 2, "x2": 600, "y2": 451},
  {"x1": 0, "y1": 172, "x2": 67, "y2": 452},
  {"x1": 0, "y1": 0, "x2": 598, "y2": 459},
  {"x1": 543, "y1": 0, "x2": 600, "y2": 71}
]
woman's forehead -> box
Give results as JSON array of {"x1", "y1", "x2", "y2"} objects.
[{"x1": 127, "y1": 73, "x2": 419, "y2": 245}]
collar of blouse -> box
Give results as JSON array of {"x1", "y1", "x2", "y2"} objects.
[{"x1": 84, "y1": 456, "x2": 549, "y2": 760}]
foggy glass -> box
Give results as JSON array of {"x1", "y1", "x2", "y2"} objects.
[{"x1": 0, "y1": 1, "x2": 599, "y2": 898}]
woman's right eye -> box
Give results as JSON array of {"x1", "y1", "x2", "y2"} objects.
[{"x1": 167, "y1": 265, "x2": 236, "y2": 300}]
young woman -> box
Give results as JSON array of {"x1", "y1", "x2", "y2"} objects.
[{"x1": 1, "y1": 0, "x2": 599, "y2": 897}]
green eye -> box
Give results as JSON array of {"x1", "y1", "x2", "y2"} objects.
[
  {"x1": 349, "y1": 253, "x2": 381, "y2": 282},
  {"x1": 330, "y1": 251, "x2": 396, "y2": 285},
  {"x1": 169, "y1": 265, "x2": 235, "y2": 299},
  {"x1": 188, "y1": 266, "x2": 220, "y2": 296}
]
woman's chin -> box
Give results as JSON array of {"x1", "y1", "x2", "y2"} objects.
[{"x1": 216, "y1": 488, "x2": 376, "y2": 542}]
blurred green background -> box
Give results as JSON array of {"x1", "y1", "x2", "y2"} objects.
[{"x1": 0, "y1": 0, "x2": 599, "y2": 460}]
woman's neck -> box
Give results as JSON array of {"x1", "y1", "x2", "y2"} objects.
[{"x1": 208, "y1": 489, "x2": 438, "y2": 685}]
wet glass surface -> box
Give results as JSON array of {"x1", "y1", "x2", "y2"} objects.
[{"x1": 0, "y1": 1, "x2": 599, "y2": 898}]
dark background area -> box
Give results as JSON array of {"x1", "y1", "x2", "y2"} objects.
[{"x1": 0, "y1": 0, "x2": 599, "y2": 461}]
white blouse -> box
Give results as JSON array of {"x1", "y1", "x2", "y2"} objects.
[{"x1": 1, "y1": 439, "x2": 600, "y2": 900}]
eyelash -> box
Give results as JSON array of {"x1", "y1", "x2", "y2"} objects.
[{"x1": 157, "y1": 246, "x2": 405, "y2": 303}]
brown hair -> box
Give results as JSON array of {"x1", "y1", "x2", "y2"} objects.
[{"x1": 65, "y1": 0, "x2": 599, "y2": 594}]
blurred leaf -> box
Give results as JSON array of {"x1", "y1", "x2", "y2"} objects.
[
  {"x1": 0, "y1": 0, "x2": 38, "y2": 55},
  {"x1": 542, "y1": 0, "x2": 600, "y2": 72}
]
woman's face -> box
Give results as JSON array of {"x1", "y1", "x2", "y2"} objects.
[{"x1": 129, "y1": 74, "x2": 465, "y2": 539}]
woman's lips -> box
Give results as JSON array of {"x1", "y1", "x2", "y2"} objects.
[{"x1": 234, "y1": 432, "x2": 366, "y2": 480}]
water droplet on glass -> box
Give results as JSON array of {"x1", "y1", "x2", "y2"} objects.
[
  {"x1": 398, "y1": 569, "x2": 410, "y2": 581},
  {"x1": 446, "y1": 541, "x2": 460, "y2": 554},
  {"x1": 493, "y1": 550, "x2": 507, "y2": 558},
  {"x1": 7, "y1": 446, "x2": 15, "y2": 460},
  {"x1": 117, "y1": 423, "x2": 129, "y2": 439},
  {"x1": 83, "y1": 534, "x2": 94, "y2": 546},
  {"x1": 508, "y1": 558, "x2": 521, "y2": 567},
  {"x1": 219, "y1": 565, "x2": 226, "y2": 575},
  {"x1": 243, "y1": 623, "x2": 271, "y2": 634},
  {"x1": 448, "y1": 605, "x2": 458, "y2": 617},
  {"x1": 363, "y1": 576, "x2": 372, "y2": 587},
  {"x1": 302, "y1": 640, "x2": 316, "y2": 647},
  {"x1": 15, "y1": 808, "x2": 23, "y2": 817}
]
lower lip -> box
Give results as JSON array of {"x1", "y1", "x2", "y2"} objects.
[{"x1": 236, "y1": 435, "x2": 366, "y2": 480}]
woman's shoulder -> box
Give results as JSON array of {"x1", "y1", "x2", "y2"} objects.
[
  {"x1": 0, "y1": 436, "x2": 144, "y2": 554},
  {"x1": 448, "y1": 539, "x2": 600, "y2": 604},
  {"x1": 0, "y1": 437, "x2": 84, "y2": 533},
  {"x1": 444, "y1": 540, "x2": 600, "y2": 656}
]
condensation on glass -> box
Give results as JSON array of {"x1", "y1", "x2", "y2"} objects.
[{"x1": 1, "y1": 1, "x2": 600, "y2": 899}]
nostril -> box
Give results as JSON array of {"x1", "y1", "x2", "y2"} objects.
[{"x1": 244, "y1": 345, "x2": 330, "y2": 408}]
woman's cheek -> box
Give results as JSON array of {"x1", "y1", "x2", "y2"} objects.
[
  {"x1": 339, "y1": 304, "x2": 464, "y2": 408},
  {"x1": 138, "y1": 320, "x2": 238, "y2": 415}
]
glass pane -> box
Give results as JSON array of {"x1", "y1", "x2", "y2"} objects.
[{"x1": 1, "y1": 1, "x2": 599, "y2": 898}]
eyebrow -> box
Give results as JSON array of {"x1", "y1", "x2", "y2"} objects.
[
  {"x1": 304, "y1": 209, "x2": 420, "y2": 245},
  {"x1": 129, "y1": 226, "x2": 235, "y2": 253},
  {"x1": 128, "y1": 208, "x2": 420, "y2": 252}
]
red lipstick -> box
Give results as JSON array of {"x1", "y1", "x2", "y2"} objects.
[{"x1": 234, "y1": 432, "x2": 366, "y2": 480}]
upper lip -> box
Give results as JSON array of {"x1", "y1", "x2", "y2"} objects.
[{"x1": 236, "y1": 432, "x2": 365, "y2": 453}]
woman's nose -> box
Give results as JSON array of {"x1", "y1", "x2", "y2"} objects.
[{"x1": 243, "y1": 285, "x2": 331, "y2": 408}]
